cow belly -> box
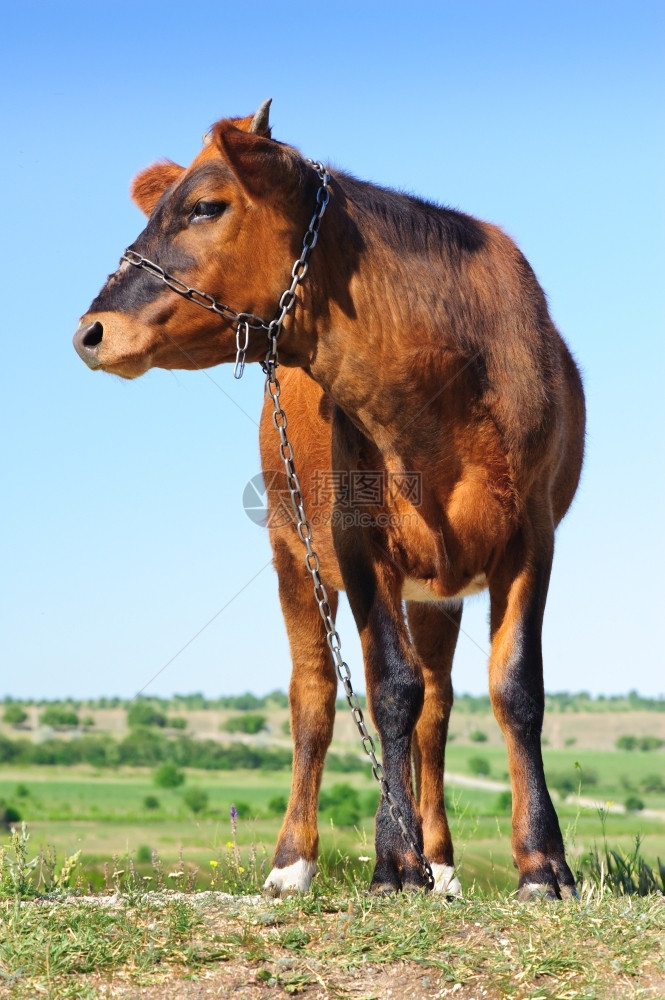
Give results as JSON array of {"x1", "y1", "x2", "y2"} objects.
[{"x1": 401, "y1": 573, "x2": 488, "y2": 603}]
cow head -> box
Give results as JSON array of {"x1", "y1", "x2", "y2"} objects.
[{"x1": 73, "y1": 101, "x2": 318, "y2": 378}]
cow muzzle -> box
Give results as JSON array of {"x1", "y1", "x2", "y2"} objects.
[{"x1": 73, "y1": 320, "x2": 104, "y2": 369}]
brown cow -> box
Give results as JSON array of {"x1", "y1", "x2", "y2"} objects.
[{"x1": 74, "y1": 101, "x2": 585, "y2": 900}]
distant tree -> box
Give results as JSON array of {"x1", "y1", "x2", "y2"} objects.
[
  {"x1": 641, "y1": 774, "x2": 665, "y2": 794},
  {"x1": 3, "y1": 704, "x2": 27, "y2": 726},
  {"x1": 39, "y1": 705, "x2": 79, "y2": 729},
  {"x1": 0, "y1": 800, "x2": 21, "y2": 829},
  {"x1": 639, "y1": 736, "x2": 664, "y2": 752},
  {"x1": 616, "y1": 735, "x2": 638, "y2": 751},
  {"x1": 469, "y1": 729, "x2": 488, "y2": 743},
  {"x1": 268, "y1": 794, "x2": 288, "y2": 815},
  {"x1": 143, "y1": 795, "x2": 160, "y2": 810},
  {"x1": 624, "y1": 795, "x2": 644, "y2": 812},
  {"x1": 319, "y1": 783, "x2": 361, "y2": 826},
  {"x1": 495, "y1": 790, "x2": 512, "y2": 814},
  {"x1": 127, "y1": 702, "x2": 167, "y2": 728},
  {"x1": 232, "y1": 800, "x2": 253, "y2": 819},
  {"x1": 222, "y1": 713, "x2": 267, "y2": 735},
  {"x1": 265, "y1": 690, "x2": 289, "y2": 709},
  {"x1": 468, "y1": 755, "x2": 491, "y2": 776},
  {"x1": 153, "y1": 762, "x2": 185, "y2": 789},
  {"x1": 183, "y1": 787, "x2": 209, "y2": 814}
]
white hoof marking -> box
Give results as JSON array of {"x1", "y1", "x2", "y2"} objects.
[
  {"x1": 430, "y1": 863, "x2": 462, "y2": 896},
  {"x1": 263, "y1": 859, "x2": 316, "y2": 895}
]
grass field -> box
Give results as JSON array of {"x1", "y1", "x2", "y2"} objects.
[
  {"x1": 0, "y1": 754, "x2": 663, "y2": 896},
  {"x1": 1, "y1": 702, "x2": 664, "y2": 998}
]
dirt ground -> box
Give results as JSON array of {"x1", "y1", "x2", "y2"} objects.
[{"x1": 83, "y1": 960, "x2": 665, "y2": 1000}]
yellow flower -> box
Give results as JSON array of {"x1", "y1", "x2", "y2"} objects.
[
  {"x1": 238, "y1": 866, "x2": 245, "y2": 873},
  {"x1": 209, "y1": 860, "x2": 218, "y2": 867},
  {"x1": 226, "y1": 841, "x2": 234, "y2": 849}
]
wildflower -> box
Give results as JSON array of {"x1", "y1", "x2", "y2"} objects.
[
  {"x1": 209, "y1": 860, "x2": 218, "y2": 868},
  {"x1": 226, "y1": 841, "x2": 234, "y2": 849},
  {"x1": 238, "y1": 866, "x2": 245, "y2": 873},
  {"x1": 230, "y1": 805, "x2": 238, "y2": 820},
  {"x1": 168, "y1": 871, "x2": 185, "y2": 878},
  {"x1": 358, "y1": 856, "x2": 370, "y2": 862}
]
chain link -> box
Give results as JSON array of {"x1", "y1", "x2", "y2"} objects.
[{"x1": 122, "y1": 158, "x2": 434, "y2": 891}]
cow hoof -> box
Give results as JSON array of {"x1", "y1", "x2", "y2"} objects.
[
  {"x1": 263, "y1": 859, "x2": 316, "y2": 897},
  {"x1": 370, "y1": 882, "x2": 400, "y2": 896},
  {"x1": 517, "y1": 881, "x2": 559, "y2": 902},
  {"x1": 430, "y1": 863, "x2": 463, "y2": 897}
]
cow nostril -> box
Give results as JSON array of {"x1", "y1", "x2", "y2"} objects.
[
  {"x1": 73, "y1": 320, "x2": 105, "y2": 368},
  {"x1": 82, "y1": 321, "x2": 103, "y2": 348}
]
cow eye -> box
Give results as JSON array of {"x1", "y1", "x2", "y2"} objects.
[{"x1": 191, "y1": 200, "x2": 227, "y2": 222}]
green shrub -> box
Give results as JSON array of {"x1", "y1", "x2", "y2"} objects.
[
  {"x1": 469, "y1": 729, "x2": 488, "y2": 743},
  {"x1": 127, "y1": 702, "x2": 167, "y2": 728},
  {"x1": 0, "y1": 802, "x2": 21, "y2": 827},
  {"x1": 222, "y1": 713, "x2": 267, "y2": 735},
  {"x1": 233, "y1": 801, "x2": 252, "y2": 819},
  {"x1": 326, "y1": 752, "x2": 365, "y2": 772},
  {"x1": 168, "y1": 717, "x2": 187, "y2": 730},
  {"x1": 153, "y1": 762, "x2": 185, "y2": 789},
  {"x1": 39, "y1": 706, "x2": 79, "y2": 729},
  {"x1": 616, "y1": 735, "x2": 638, "y2": 751},
  {"x1": 362, "y1": 789, "x2": 380, "y2": 816},
  {"x1": 3, "y1": 705, "x2": 27, "y2": 726},
  {"x1": 319, "y1": 783, "x2": 361, "y2": 827},
  {"x1": 495, "y1": 790, "x2": 512, "y2": 814},
  {"x1": 468, "y1": 755, "x2": 491, "y2": 776},
  {"x1": 639, "y1": 736, "x2": 664, "y2": 752},
  {"x1": 136, "y1": 845, "x2": 152, "y2": 863},
  {"x1": 268, "y1": 794, "x2": 288, "y2": 815},
  {"x1": 624, "y1": 795, "x2": 645, "y2": 812},
  {"x1": 641, "y1": 774, "x2": 665, "y2": 794},
  {"x1": 183, "y1": 787, "x2": 209, "y2": 814},
  {"x1": 281, "y1": 719, "x2": 291, "y2": 736},
  {"x1": 143, "y1": 795, "x2": 160, "y2": 810}
]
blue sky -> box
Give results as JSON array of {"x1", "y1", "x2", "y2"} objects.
[{"x1": 1, "y1": 1, "x2": 663, "y2": 700}]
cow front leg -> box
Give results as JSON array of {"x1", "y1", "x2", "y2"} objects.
[
  {"x1": 333, "y1": 533, "x2": 426, "y2": 892},
  {"x1": 263, "y1": 536, "x2": 338, "y2": 896},
  {"x1": 407, "y1": 600, "x2": 463, "y2": 896},
  {"x1": 488, "y1": 537, "x2": 577, "y2": 901}
]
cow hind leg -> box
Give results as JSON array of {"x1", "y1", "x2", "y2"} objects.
[
  {"x1": 408, "y1": 600, "x2": 463, "y2": 896},
  {"x1": 263, "y1": 537, "x2": 338, "y2": 896},
  {"x1": 488, "y1": 535, "x2": 577, "y2": 901}
]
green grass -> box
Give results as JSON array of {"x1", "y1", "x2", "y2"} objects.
[
  {"x1": 0, "y1": 872, "x2": 663, "y2": 999},
  {"x1": 0, "y1": 763, "x2": 663, "y2": 899}
]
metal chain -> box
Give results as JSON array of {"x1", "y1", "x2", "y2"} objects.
[
  {"x1": 261, "y1": 166, "x2": 435, "y2": 887},
  {"x1": 264, "y1": 362, "x2": 434, "y2": 890},
  {"x1": 123, "y1": 158, "x2": 434, "y2": 890}
]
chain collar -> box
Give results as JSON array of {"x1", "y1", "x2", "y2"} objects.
[{"x1": 122, "y1": 160, "x2": 330, "y2": 379}]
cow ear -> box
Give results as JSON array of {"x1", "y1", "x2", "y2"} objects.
[
  {"x1": 213, "y1": 122, "x2": 300, "y2": 200},
  {"x1": 131, "y1": 160, "x2": 185, "y2": 216}
]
